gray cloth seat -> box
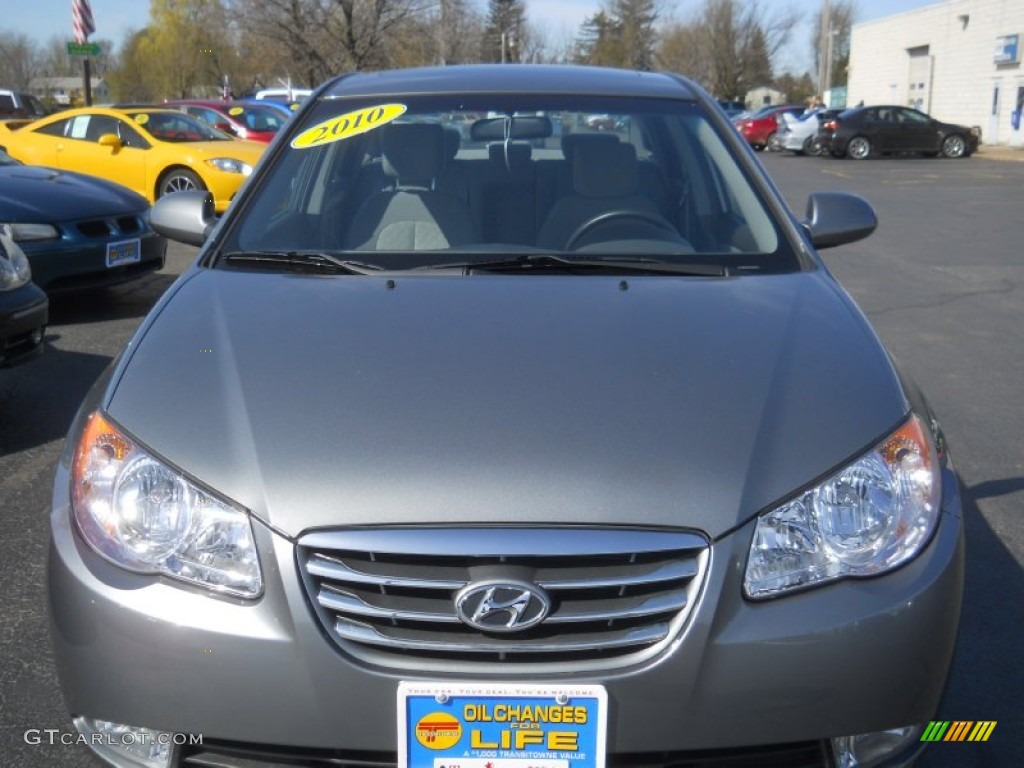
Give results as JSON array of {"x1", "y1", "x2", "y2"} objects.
[
  {"x1": 536, "y1": 139, "x2": 669, "y2": 250},
  {"x1": 345, "y1": 123, "x2": 477, "y2": 251}
]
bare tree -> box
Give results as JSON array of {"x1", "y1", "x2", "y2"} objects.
[
  {"x1": 658, "y1": 0, "x2": 798, "y2": 100},
  {"x1": 0, "y1": 32, "x2": 40, "y2": 89},
  {"x1": 435, "y1": 0, "x2": 483, "y2": 65}
]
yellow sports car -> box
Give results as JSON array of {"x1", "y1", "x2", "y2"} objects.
[{"x1": 0, "y1": 107, "x2": 266, "y2": 213}]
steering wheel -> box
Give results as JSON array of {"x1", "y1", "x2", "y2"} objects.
[{"x1": 564, "y1": 210, "x2": 679, "y2": 251}]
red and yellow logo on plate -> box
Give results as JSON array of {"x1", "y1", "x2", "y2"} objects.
[{"x1": 414, "y1": 711, "x2": 463, "y2": 750}]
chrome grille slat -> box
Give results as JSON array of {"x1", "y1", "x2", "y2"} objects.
[
  {"x1": 306, "y1": 554, "x2": 466, "y2": 589},
  {"x1": 542, "y1": 590, "x2": 688, "y2": 623},
  {"x1": 297, "y1": 527, "x2": 709, "y2": 670},
  {"x1": 538, "y1": 559, "x2": 698, "y2": 589},
  {"x1": 334, "y1": 617, "x2": 670, "y2": 652},
  {"x1": 317, "y1": 588, "x2": 461, "y2": 623}
]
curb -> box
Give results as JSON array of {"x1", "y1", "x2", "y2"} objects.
[{"x1": 976, "y1": 146, "x2": 1024, "y2": 162}]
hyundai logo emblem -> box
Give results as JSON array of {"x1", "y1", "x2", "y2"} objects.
[{"x1": 454, "y1": 580, "x2": 551, "y2": 633}]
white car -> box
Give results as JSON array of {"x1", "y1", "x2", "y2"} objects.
[{"x1": 776, "y1": 110, "x2": 828, "y2": 155}]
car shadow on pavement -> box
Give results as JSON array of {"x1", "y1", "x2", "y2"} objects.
[
  {"x1": 46, "y1": 272, "x2": 179, "y2": 326},
  {"x1": 0, "y1": 337, "x2": 112, "y2": 457},
  {"x1": 917, "y1": 481, "x2": 1024, "y2": 768}
]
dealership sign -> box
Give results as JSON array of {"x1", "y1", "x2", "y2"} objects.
[{"x1": 994, "y1": 34, "x2": 1020, "y2": 64}]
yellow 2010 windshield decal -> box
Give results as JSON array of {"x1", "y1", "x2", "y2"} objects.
[{"x1": 291, "y1": 103, "x2": 407, "y2": 149}]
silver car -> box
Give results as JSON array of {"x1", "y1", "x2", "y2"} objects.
[{"x1": 49, "y1": 65, "x2": 963, "y2": 768}]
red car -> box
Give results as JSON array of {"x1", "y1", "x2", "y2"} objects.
[
  {"x1": 162, "y1": 100, "x2": 288, "y2": 143},
  {"x1": 732, "y1": 104, "x2": 805, "y2": 151}
]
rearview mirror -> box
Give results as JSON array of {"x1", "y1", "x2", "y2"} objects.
[
  {"x1": 470, "y1": 116, "x2": 553, "y2": 142},
  {"x1": 804, "y1": 192, "x2": 877, "y2": 249},
  {"x1": 97, "y1": 133, "x2": 122, "y2": 148}
]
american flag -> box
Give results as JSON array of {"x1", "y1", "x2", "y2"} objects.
[{"x1": 72, "y1": 0, "x2": 96, "y2": 45}]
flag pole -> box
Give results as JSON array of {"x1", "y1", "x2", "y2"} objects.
[
  {"x1": 83, "y1": 56, "x2": 92, "y2": 106},
  {"x1": 73, "y1": 0, "x2": 96, "y2": 106}
]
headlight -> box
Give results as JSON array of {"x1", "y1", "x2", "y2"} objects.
[
  {"x1": 206, "y1": 157, "x2": 253, "y2": 176},
  {"x1": 0, "y1": 224, "x2": 33, "y2": 291},
  {"x1": 745, "y1": 414, "x2": 941, "y2": 599},
  {"x1": 71, "y1": 411, "x2": 262, "y2": 598},
  {"x1": 7, "y1": 222, "x2": 60, "y2": 241}
]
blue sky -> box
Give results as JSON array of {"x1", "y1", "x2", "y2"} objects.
[{"x1": 16, "y1": 0, "x2": 944, "y2": 74}]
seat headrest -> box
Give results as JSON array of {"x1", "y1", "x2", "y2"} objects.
[
  {"x1": 442, "y1": 126, "x2": 461, "y2": 162},
  {"x1": 381, "y1": 123, "x2": 445, "y2": 184},
  {"x1": 572, "y1": 140, "x2": 638, "y2": 199},
  {"x1": 487, "y1": 141, "x2": 532, "y2": 169},
  {"x1": 560, "y1": 131, "x2": 620, "y2": 160}
]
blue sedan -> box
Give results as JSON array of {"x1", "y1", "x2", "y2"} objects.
[{"x1": 0, "y1": 149, "x2": 166, "y2": 294}]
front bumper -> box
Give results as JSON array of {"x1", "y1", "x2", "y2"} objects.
[
  {"x1": 0, "y1": 280, "x2": 47, "y2": 366},
  {"x1": 25, "y1": 230, "x2": 166, "y2": 295},
  {"x1": 49, "y1": 463, "x2": 964, "y2": 764}
]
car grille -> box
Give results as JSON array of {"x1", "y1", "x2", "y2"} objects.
[
  {"x1": 178, "y1": 740, "x2": 831, "y2": 767},
  {"x1": 297, "y1": 527, "x2": 709, "y2": 671},
  {"x1": 74, "y1": 214, "x2": 146, "y2": 239}
]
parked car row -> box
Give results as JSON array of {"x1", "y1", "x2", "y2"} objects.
[
  {"x1": 0, "y1": 106, "x2": 267, "y2": 212},
  {"x1": 0, "y1": 97, "x2": 279, "y2": 366},
  {"x1": 746, "y1": 104, "x2": 979, "y2": 160}
]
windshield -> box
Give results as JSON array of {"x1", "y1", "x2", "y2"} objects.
[
  {"x1": 218, "y1": 94, "x2": 796, "y2": 271},
  {"x1": 226, "y1": 104, "x2": 287, "y2": 133},
  {"x1": 125, "y1": 110, "x2": 233, "y2": 142}
]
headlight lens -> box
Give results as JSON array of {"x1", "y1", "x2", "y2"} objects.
[
  {"x1": 745, "y1": 414, "x2": 941, "y2": 599},
  {"x1": 0, "y1": 224, "x2": 33, "y2": 291},
  {"x1": 6, "y1": 222, "x2": 60, "y2": 241},
  {"x1": 71, "y1": 411, "x2": 262, "y2": 597},
  {"x1": 206, "y1": 157, "x2": 253, "y2": 176}
]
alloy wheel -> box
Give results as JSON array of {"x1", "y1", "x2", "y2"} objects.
[
  {"x1": 847, "y1": 136, "x2": 871, "y2": 160},
  {"x1": 942, "y1": 134, "x2": 966, "y2": 159}
]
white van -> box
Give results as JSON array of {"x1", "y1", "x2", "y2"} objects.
[{"x1": 254, "y1": 87, "x2": 312, "y2": 103}]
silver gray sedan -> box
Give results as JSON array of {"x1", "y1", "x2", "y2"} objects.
[{"x1": 49, "y1": 65, "x2": 963, "y2": 768}]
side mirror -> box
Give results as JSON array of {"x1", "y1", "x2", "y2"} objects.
[
  {"x1": 150, "y1": 189, "x2": 216, "y2": 247},
  {"x1": 215, "y1": 121, "x2": 236, "y2": 135},
  {"x1": 803, "y1": 192, "x2": 877, "y2": 249},
  {"x1": 98, "y1": 133, "x2": 122, "y2": 148}
]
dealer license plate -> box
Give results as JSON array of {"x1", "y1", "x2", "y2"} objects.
[
  {"x1": 398, "y1": 682, "x2": 607, "y2": 768},
  {"x1": 106, "y1": 239, "x2": 141, "y2": 268}
]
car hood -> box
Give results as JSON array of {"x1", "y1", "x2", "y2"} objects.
[
  {"x1": 0, "y1": 164, "x2": 148, "y2": 219},
  {"x1": 107, "y1": 269, "x2": 908, "y2": 539}
]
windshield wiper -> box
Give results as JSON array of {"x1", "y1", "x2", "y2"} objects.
[
  {"x1": 220, "y1": 251, "x2": 383, "y2": 275},
  {"x1": 416, "y1": 253, "x2": 727, "y2": 276}
]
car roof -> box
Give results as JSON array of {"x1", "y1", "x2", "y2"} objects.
[{"x1": 321, "y1": 64, "x2": 699, "y2": 101}]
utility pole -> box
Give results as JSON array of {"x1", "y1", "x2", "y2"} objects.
[
  {"x1": 817, "y1": 0, "x2": 831, "y2": 99},
  {"x1": 438, "y1": 0, "x2": 449, "y2": 66}
]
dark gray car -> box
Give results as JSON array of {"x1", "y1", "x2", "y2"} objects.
[{"x1": 49, "y1": 65, "x2": 963, "y2": 768}]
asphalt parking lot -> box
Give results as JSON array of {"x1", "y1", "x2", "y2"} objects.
[{"x1": 1, "y1": 150, "x2": 1022, "y2": 767}]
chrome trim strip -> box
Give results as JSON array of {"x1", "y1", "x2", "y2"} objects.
[
  {"x1": 543, "y1": 591, "x2": 687, "y2": 623},
  {"x1": 305, "y1": 554, "x2": 465, "y2": 590},
  {"x1": 334, "y1": 618, "x2": 669, "y2": 652},
  {"x1": 317, "y1": 588, "x2": 461, "y2": 623},
  {"x1": 300, "y1": 527, "x2": 707, "y2": 557},
  {"x1": 538, "y1": 560, "x2": 698, "y2": 589}
]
